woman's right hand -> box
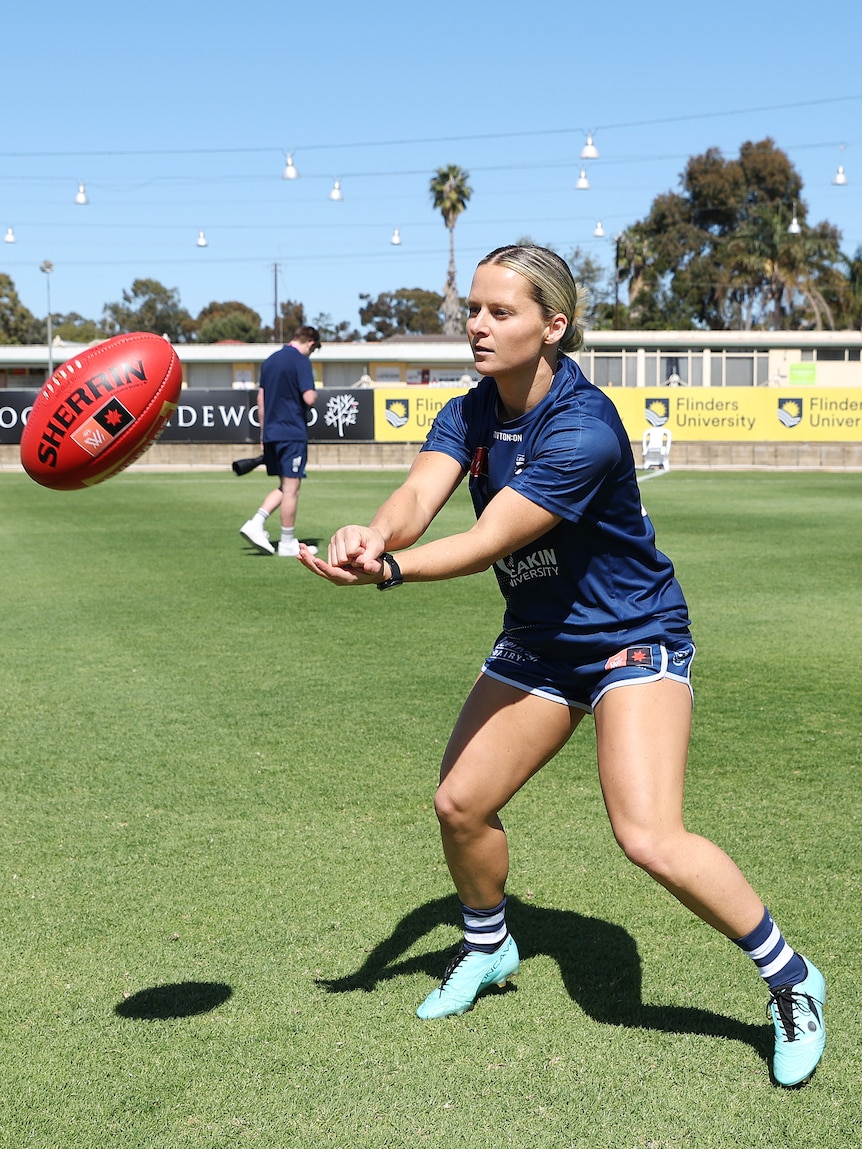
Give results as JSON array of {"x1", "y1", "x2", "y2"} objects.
[
  {"x1": 295, "y1": 527, "x2": 388, "y2": 586},
  {"x1": 326, "y1": 524, "x2": 387, "y2": 573}
]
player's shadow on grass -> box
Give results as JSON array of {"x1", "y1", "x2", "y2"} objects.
[
  {"x1": 316, "y1": 895, "x2": 772, "y2": 1066},
  {"x1": 114, "y1": 981, "x2": 232, "y2": 1020}
]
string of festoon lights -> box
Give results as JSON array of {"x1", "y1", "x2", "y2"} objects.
[{"x1": 1, "y1": 93, "x2": 855, "y2": 252}]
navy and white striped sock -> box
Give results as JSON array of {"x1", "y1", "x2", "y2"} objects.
[
  {"x1": 734, "y1": 906, "x2": 807, "y2": 989},
  {"x1": 461, "y1": 896, "x2": 509, "y2": 954}
]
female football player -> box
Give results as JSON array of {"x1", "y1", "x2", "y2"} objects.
[{"x1": 297, "y1": 244, "x2": 825, "y2": 1087}]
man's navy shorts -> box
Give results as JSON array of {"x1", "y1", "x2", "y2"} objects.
[
  {"x1": 264, "y1": 441, "x2": 308, "y2": 479},
  {"x1": 481, "y1": 633, "x2": 696, "y2": 713}
]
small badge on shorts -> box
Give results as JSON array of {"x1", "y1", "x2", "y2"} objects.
[{"x1": 605, "y1": 645, "x2": 654, "y2": 670}]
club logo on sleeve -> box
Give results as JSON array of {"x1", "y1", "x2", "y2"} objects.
[
  {"x1": 605, "y1": 646, "x2": 655, "y2": 670},
  {"x1": 70, "y1": 398, "x2": 135, "y2": 457}
]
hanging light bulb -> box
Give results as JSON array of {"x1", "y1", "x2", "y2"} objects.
[
  {"x1": 196, "y1": 229, "x2": 208, "y2": 247},
  {"x1": 575, "y1": 168, "x2": 591, "y2": 190},
  {"x1": 593, "y1": 220, "x2": 605, "y2": 238},
  {"x1": 787, "y1": 201, "x2": 801, "y2": 235},
  {"x1": 581, "y1": 133, "x2": 599, "y2": 160},
  {"x1": 832, "y1": 145, "x2": 848, "y2": 186},
  {"x1": 4, "y1": 227, "x2": 15, "y2": 244},
  {"x1": 329, "y1": 178, "x2": 343, "y2": 202},
  {"x1": 390, "y1": 228, "x2": 402, "y2": 246},
  {"x1": 282, "y1": 152, "x2": 299, "y2": 180},
  {"x1": 74, "y1": 182, "x2": 89, "y2": 205}
]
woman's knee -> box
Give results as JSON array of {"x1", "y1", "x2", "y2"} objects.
[
  {"x1": 433, "y1": 782, "x2": 490, "y2": 836},
  {"x1": 612, "y1": 822, "x2": 683, "y2": 881},
  {"x1": 433, "y1": 783, "x2": 465, "y2": 828}
]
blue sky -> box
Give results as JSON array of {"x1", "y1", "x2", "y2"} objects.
[{"x1": 3, "y1": 0, "x2": 860, "y2": 334}]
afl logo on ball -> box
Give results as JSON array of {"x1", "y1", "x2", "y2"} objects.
[{"x1": 71, "y1": 399, "x2": 136, "y2": 457}]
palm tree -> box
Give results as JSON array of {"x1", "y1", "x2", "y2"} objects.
[
  {"x1": 724, "y1": 202, "x2": 845, "y2": 330},
  {"x1": 429, "y1": 165, "x2": 472, "y2": 335},
  {"x1": 836, "y1": 246, "x2": 862, "y2": 329}
]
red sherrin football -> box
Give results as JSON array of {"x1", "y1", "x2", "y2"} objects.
[{"x1": 20, "y1": 332, "x2": 183, "y2": 490}]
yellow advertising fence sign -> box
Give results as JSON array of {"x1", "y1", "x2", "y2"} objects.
[
  {"x1": 373, "y1": 388, "x2": 464, "y2": 441},
  {"x1": 608, "y1": 388, "x2": 862, "y2": 442},
  {"x1": 372, "y1": 386, "x2": 862, "y2": 443}
]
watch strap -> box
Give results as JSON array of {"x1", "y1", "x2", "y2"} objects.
[{"x1": 377, "y1": 552, "x2": 403, "y2": 590}]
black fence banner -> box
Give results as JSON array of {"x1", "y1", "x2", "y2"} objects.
[{"x1": 0, "y1": 389, "x2": 376, "y2": 446}]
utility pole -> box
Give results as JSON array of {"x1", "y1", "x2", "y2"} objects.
[{"x1": 273, "y1": 262, "x2": 279, "y2": 343}]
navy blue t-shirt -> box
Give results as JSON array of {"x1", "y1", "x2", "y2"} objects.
[
  {"x1": 420, "y1": 356, "x2": 691, "y2": 658},
  {"x1": 260, "y1": 344, "x2": 315, "y2": 442}
]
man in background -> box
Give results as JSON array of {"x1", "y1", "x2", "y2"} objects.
[{"x1": 240, "y1": 325, "x2": 321, "y2": 557}]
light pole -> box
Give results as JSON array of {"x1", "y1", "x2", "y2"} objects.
[
  {"x1": 40, "y1": 261, "x2": 55, "y2": 377},
  {"x1": 273, "y1": 262, "x2": 280, "y2": 343}
]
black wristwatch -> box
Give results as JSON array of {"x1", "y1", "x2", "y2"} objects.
[{"x1": 377, "y1": 552, "x2": 403, "y2": 591}]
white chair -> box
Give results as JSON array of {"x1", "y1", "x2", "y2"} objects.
[{"x1": 642, "y1": 426, "x2": 672, "y2": 472}]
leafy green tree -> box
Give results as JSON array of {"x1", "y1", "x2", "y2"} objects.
[
  {"x1": 0, "y1": 274, "x2": 40, "y2": 344},
  {"x1": 102, "y1": 278, "x2": 195, "y2": 342},
  {"x1": 724, "y1": 205, "x2": 847, "y2": 330},
  {"x1": 429, "y1": 165, "x2": 472, "y2": 335},
  {"x1": 624, "y1": 139, "x2": 848, "y2": 331},
  {"x1": 197, "y1": 313, "x2": 261, "y2": 343},
  {"x1": 261, "y1": 299, "x2": 307, "y2": 343},
  {"x1": 837, "y1": 246, "x2": 862, "y2": 329},
  {"x1": 358, "y1": 288, "x2": 444, "y2": 341},
  {"x1": 196, "y1": 301, "x2": 262, "y2": 343},
  {"x1": 311, "y1": 313, "x2": 360, "y2": 342},
  {"x1": 565, "y1": 245, "x2": 613, "y2": 329},
  {"x1": 280, "y1": 300, "x2": 307, "y2": 339},
  {"x1": 52, "y1": 312, "x2": 105, "y2": 343}
]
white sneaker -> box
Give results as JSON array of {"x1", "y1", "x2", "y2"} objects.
[
  {"x1": 240, "y1": 519, "x2": 274, "y2": 555},
  {"x1": 277, "y1": 539, "x2": 318, "y2": 558}
]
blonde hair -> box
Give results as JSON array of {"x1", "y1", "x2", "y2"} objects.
[{"x1": 478, "y1": 244, "x2": 588, "y2": 353}]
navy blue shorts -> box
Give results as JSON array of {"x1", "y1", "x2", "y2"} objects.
[
  {"x1": 263, "y1": 440, "x2": 308, "y2": 479},
  {"x1": 481, "y1": 633, "x2": 696, "y2": 713}
]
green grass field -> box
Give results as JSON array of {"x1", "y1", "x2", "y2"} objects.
[{"x1": 1, "y1": 467, "x2": 861, "y2": 1148}]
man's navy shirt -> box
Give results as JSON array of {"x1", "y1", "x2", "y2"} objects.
[{"x1": 260, "y1": 344, "x2": 315, "y2": 442}]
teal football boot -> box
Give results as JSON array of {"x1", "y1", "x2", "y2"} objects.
[
  {"x1": 769, "y1": 958, "x2": 826, "y2": 1086},
  {"x1": 417, "y1": 936, "x2": 520, "y2": 1020}
]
